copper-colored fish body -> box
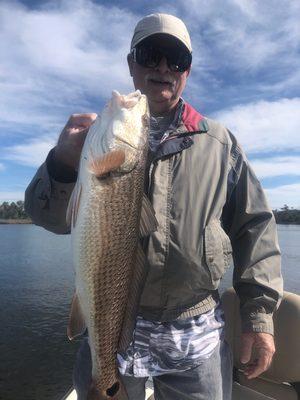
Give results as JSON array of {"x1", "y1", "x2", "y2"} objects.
[{"x1": 67, "y1": 91, "x2": 155, "y2": 399}]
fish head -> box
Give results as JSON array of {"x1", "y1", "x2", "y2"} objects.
[
  {"x1": 84, "y1": 90, "x2": 149, "y2": 178},
  {"x1": 110, "y1": 90, "x2": 149, "y2": 152}
]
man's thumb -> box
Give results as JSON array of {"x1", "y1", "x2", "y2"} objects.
[{"x1": 240, "y1": 334, "x2": 255, "y2": 364}]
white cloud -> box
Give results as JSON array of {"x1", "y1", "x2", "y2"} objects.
[
  {"x1": 0, "y1": 191, "x2": 25, "y2": 202},
  {"x1": 265, "y1": 183, "x2": 300, "y2": 210},
  {"x1": 0, "y1": 163, "x2": 5, "y2": 171},
  {"x1": 152, "y1": 0, "x2": 300, "y2": 109},
  {"x1": 230, "y1": 0, "x2": 258, "y2": 18},
  {"x1": 257, "y1": 70, "x2": 300, "y2": 98},
  {"x1": 251, "y1": 156, "x2": 300, "y2": 179},
  {"x1": 1, "y1": 0, "x2": 299, "y2": 136},
  {"x1": 17, "y1": 3, "x2": 132, "y2": 83},
  {"x1": 1, "y1": 0, "x2": 300, "y2": 215},
  {"x1": 1, "y1": 0, "x2": 299, "y2": 138},
  {"x1": 0, "y1": 0, "x2": 135, "y2": 132},
  {"x1": 213, "y1": 98, "x2": 300, "y2": 153},
  {"x1": 180, "y1": 0, "x2": 300, "y2": 71},
  {"x1": 3, "y1": 137, "x2": 56, "y2": 167}
]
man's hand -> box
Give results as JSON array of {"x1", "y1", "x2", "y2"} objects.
[
  {"x1": 240, "y1": 332, "x2": 275, "y2": 379},
  {"x1": 55, "y1": 113, "x2": 97, "y2": 170}
]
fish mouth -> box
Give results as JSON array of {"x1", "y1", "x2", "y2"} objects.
[
  {"x1": 87, "y1": 380, "x2": 120, "y2": 399},
  {"x1": 106, "y1": 381, "x2": 120, "y2": 397}
]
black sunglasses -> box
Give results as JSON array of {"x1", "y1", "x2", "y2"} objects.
[{"x1": 131, "y1": 43, "x2": 192, "y2": 73}]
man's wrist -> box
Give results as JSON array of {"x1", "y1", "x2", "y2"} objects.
[{"x1": 241, "y1": 312, "x2": 274, "y2": 335}]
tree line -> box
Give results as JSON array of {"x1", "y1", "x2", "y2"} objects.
[
  {"x1": 272, "y1": 205, "x2": 300, "y2": 225},
  {"x1": 0, "y1": 201, "x2": 29, "y2": 220},
  {"x1": 0, "y1": 201, "x2": 300, "y2": 224}
]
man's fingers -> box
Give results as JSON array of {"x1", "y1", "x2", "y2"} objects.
[
  {"x1": 65, "y1": 126, "x2": 90, "y2": 136},
  {"x1": 240, "y1": 334, "x2": 255, "y2": 364},
  {"x1": 61, "y1": 113, "x2": 98, "y2": 140},
  {"x1": 244, "y1": 350, "x2": 272, "y2": 379},
  {"x1": 68, "y1": 113, "x2": 98, "y2": 129},
  {"x1": 240, "y1": 333, "x2": 275, "y2": 379},
  {"x1": 55, "y1": 113, "x2": 97, "y2": 169}
]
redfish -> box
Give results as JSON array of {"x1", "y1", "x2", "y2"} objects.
[{"x1": 67, "y1": 90, "x2": 156, "y2": 399}]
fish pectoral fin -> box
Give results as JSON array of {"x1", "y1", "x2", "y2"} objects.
[
  {"x1": 88, "y1": 149, "x2": 125, "y2": 177},
  {"x1": 67, "y1": 292, "x2": 86, "y2": 340},
  {"x1": 66, "y1": 182, "x2": 82, "y2": 229},
  {"x1": 139, "y1": 194, "x2": 158, "y2": 237}
]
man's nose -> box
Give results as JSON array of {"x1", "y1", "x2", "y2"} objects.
[{"x1": 155, "y1": 56, "x2": 170, "y2": 73}]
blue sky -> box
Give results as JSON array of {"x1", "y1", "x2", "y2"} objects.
[{"x1": 1, "y1": 0, "x2": 300, "y2": 209}]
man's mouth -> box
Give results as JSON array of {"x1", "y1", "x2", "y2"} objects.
[{"x1": 148, "y1": 78, "x2": 173, "y2": 85}]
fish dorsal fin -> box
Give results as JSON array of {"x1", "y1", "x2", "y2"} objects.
[
  {"x1": 67, "y1": 292, "x2": 86, "y2": 340},
  {"x1": 88, "y1": 149, "x2": 125, "y2": 177},
  {"x1": 139, "y1": 194, "x2": 158, "y2": 237},
  {"x1": 66, "y1": 182, "x2": 82, "y2": 229}
]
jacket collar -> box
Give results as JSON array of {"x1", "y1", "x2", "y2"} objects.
[
  {"x1": 181, "y1": 102, "x2": 206, "y2": 132},
  {"x1": 152, "y1": 100, "x2": 209, "y2": 160}
]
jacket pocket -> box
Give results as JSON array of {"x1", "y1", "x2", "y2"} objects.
[{"x1": 204, "y1": 218, "x2": 232, "y2": 284}]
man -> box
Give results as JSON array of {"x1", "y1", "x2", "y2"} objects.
[{"x1": 25, "y1": 13, "x2": 282, "y2": 400}]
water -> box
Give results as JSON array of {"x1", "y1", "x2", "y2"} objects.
[
  {"x1": 0, "y1": 224, "x2": 299, "y2": 400},
  {"x1": 0, "y1": 225, "x2": 77, "y2": 400},
  {"x1": 220, "y1": 224, "x2": 300, "y2": 295}
]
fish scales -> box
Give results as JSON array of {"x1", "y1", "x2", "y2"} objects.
[
  {"x1": 81, "y1": 166, "x2": 145, "y2": 388},
  {"x1": 67, "y1": 90, "x2": 155, "y2": 399}
]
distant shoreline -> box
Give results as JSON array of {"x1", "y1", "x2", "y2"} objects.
[
  {"x1": 0, "y1": 219, "x2": 32, "y2": 224},
  {"x1": 277, "y1": 222, "x2": 300, "y2": 225}
]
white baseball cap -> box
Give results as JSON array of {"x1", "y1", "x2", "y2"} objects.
[{"x1": 130, "y1": 13, "x2": 192, "y2": 53}]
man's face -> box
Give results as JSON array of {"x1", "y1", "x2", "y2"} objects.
[{"x1": 127, "y1": 35, "x2": 191, "y2": 116}]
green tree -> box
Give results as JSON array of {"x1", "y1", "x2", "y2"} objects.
[{"x1": 0, "y1": 201, "x2": 29, "y2": 220}]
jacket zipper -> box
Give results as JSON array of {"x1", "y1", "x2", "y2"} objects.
[
  {"x1": 147, "y1": 135, "x2": 181, "y2": 197},
  {"x1": 146, "y1": 128, "x2": 198, "y2": 197}
]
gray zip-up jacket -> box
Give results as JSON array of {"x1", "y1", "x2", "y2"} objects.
[{"x1": 25, "y1": 101, "x2": 283, "y2": 335}]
